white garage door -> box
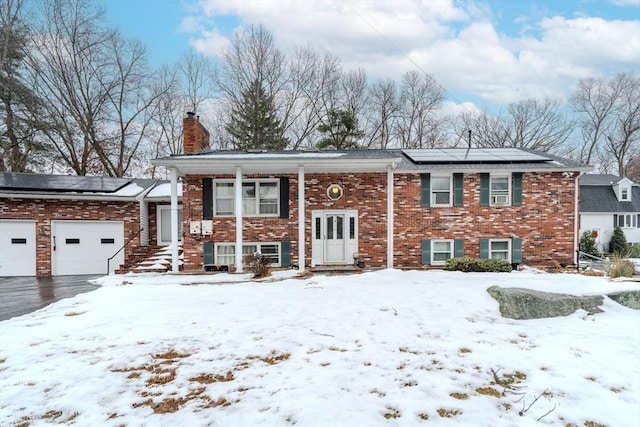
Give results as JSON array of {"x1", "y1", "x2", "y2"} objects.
[
  {"x1": 52, "y1": 220, "x2": 124, "y2": 276},
  {"x1": 0, "y1": 220, "x2": 36, "y2": 276}
]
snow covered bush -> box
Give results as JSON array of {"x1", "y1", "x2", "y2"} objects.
[
  {"x1": 244, "y1": 252, "x2": 271, "y2": 278},
  {"x1": 445, "y1": 258, "x2": 512, "y2": 272}
]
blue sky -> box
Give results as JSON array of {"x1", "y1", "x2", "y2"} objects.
[{"x1": 99, "y1": 0, "x2": 639, "y2": 110}]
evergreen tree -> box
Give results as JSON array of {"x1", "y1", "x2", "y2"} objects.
[
  {"x1": 316, "y1": 109, "x2": 364, "y2": 150},
  {"x1": 579, "y1": 230, "x2": 600, "y2": 257},
  {"x1": 609, "y1": 226, "x2": 628, "y2": 254},
  {"x1": 226, "y1": 79, "x2": 288, "y2": 151}
]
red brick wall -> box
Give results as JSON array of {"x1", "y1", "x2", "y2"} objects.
[
  {"x1": 0, "y1": 198, "x2": 141, "y2": 276},
  {"x1": 181, "y1": 170, "x2": 577, "y2": 271},
  {"x1": 183, "y1": 115, "x2": 210, "y2": 154}
]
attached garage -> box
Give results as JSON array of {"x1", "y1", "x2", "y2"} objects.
[
  {"x1": 52, "y1": 220, "x2": 124, "y2": 276},
  {"x1": 0, "y1": 220, "x2": 36, "y2": 276}
]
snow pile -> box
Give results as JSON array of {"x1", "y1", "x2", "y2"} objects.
[{"x1": 0, "y1": 269, "x2": 638, "y2": 426}]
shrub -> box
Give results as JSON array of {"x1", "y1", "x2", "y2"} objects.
[
  {"x1": 609, "y1": 227, "x2": 628, "y2": 255},
  {"x1": 608, "y1": 255, "x2": 635, "y2": 278},
  {"x1": 628, "y1": 243, "x2": 640, "y2": 258},
  {"x1": 445, "y1": 257, "x2": 512, "y2": 272},
  {"x1": 244, "y1": 252, "x2": 271, "y2": 278},
  {"x1": 579, "y1": 230, "x2": 600, "y2": 257}
]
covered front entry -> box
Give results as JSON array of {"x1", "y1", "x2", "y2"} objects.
[{"x1": 311, "y1": 210, "x2": 358, "y2": 266}]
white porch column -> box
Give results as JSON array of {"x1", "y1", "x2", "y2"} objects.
[
  {"x1": 387, "y1": 163, "x2": 395, "y2": 269},
  {"x1": 170, "y1": 167, "x2": 179, "y2": 273},
  {"x1": 298, "y1": 166, "x2": 305, "y2": 271},
  {"x1": 235, "y1": 166, "x2": 243, "y2": 272}
]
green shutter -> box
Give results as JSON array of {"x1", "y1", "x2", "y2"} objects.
[
  {"x1": 203, "y1": 242, "x2": 214, "y2": 265},
  {"x1": 511, "y1": 238, "x2": 522, "y2": 264},
  {"x1": 279, "y1": 177, "x2": 289, "y2": 218},
  {"x1": 512, "y1": 173, "x2": 523, "y2": 206},
  {"x1": 420, "y1": 174, "x2": 430, "y2": 207},
  {"x1": 281, "y1": 240, "x2": 291, "y2": 267},
  {"x1": 480, "y1": 174, "x2": 490, "y2": 206},
  {"x1": 453, "y1": 173, "x2": 463, "y2": 207},
  {"x1": 454, "y1": 239, "x2": 464, "y2": 258},
  {"x1": 479, "y1": 239, "x2": 489, "y2": 259},
  {"x1": 613, "y1": 214, "x2": 618, "y2": 228},
  {"x1": 421, "y1": 239, "x2": 431, "y2": 265},
  {"x1": 203, "y1": 178, "x2": 213, "y2": 219}
]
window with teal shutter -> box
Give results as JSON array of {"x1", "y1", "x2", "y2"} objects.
[
  {"x1": 454, "y1": 239, "x2": 464, "y2": 258},
  {"x1": 281, "y1": 240, "x2": 291, "y2": 267},
  {"x1": 479, "y1": 238, "x2": 489, "y2": 259},
  {"x1": 203, "y1": 178, "x2": 213, "y2": 219},
  {"x1": 421, "y1": 239, "x2": 431, "y2": 264},
  {"x1": 420, "y1": 174, "x2": 430, "y2": 207},
  {"x1": 453, "y1": 173, "x2": 463, "y2": 207},
  {"x1": 512, "y1": 173, "x2": 523, "y2": 206},
  {"x1": 203, "y1": 242, "x2": 214, "y2": 265},
  {"x1": 480, "y1": 174, "x2": 490, "y2": 206},
  {"x1": 511, "y1": 238, "x2": 522, "y2": 264}
]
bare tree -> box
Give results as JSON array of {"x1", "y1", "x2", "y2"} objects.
[
  {"x1": 364, "y1": 78, "x2": 399, "y2": 149},
  {"x1": 397, "y1": 70, "x2": 446, "y2": 148},
  {"x1": 604, "y1": 73, "x2": 640, "y2": 177},
  {"x1": 26, "y1": 0, "x2": 166, "y2": 176}
]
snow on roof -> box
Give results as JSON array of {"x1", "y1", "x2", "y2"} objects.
[{"x1": 145, "y1": 182, "x2": 182, "y2": 199}]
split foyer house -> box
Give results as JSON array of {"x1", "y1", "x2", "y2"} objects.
[
  {"x1": 579, "y1": 174, "x2": 640, "y2": 253},
  {"x1": 152, "y1": 114, "x2": 592, "y2": 273}
]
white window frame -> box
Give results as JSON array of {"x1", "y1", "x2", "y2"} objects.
[
  {"x1": 617, "y1": 213, "x2": 637, "y2": 229},
  {"x1": 431, "y1": 176, "x2": 452, "y2": 206},
  {"x1": 620, "y1": 186, "x2": 629, "y2": 201},
  {"x1": 214, "y1": 179, "x2": 280, "y2": 217},
  {"x1": 489, "y1": 239, "x2": 511, "y2": 262},
  {"x1": 157, "y1": 205, "x2": 183, "y2": 245},
  {"x1": 490, "y1": 175, "x2": 510, "y2": 206},
  {"x1": 431, "y1": 239, "x2": 453, "y2": 265},
  {"x1": 214, "y1": 242, "x2": 282, "y2": 266}
]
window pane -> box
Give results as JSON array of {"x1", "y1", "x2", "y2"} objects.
[
  {"x1": 433, "y1": 252, "x2": 451, "y2": 261},
  {"x1": 491, "y1": 241, "x2": 509, "y2": 251},
  {"x1": 327, "y1": 216, "x2": 334, "y2": 239},
  {"x1": 217, "y1": 199, "x2": 234, "y2": 215},
  {"x1": 261, "y1": 244, "x2": 279, "y2": 264},
  {"x1": 491, "y1": 251, "x2": 508, "y2": 260},
  {"x1": 243, "y1": 199, "x2": 257, "y2": 215},
  {"x1": 216, "y1": 245, "x2": 235, "y2": 265},
  {"x1": 433, "y1": 241, "x2": 451, "y2": 252},
  {"x1": 491, "y1": 177, "x2": 509, "y2": 192},
  {"x1": 434, "y1": 192, "x2": 450, "y2": 204},
  {"x1": 336, "y1": 216, "x2": 343, "y2": 239},
  {"x1": 217, "y1": 183, "x2": 234, "y2": 197},
  {"x1": 242, "y1": 245, "x2": 257, "y2": 255},
  {"x1": 259, "y1": 182, "x2": 278, "y2": 198},
  {"x1": 259, "y1": 199, "x2": 278, "y2": 214},
  {"x1": 431, "y1": 177, "x2": 450, "y2": 190},
  {"x1": 242, "y1": 183, "x2": 255, "y2": 197},
  {"x1": 349, "y1": 217, "x2": 355, "y2": 239},
  {"x1": 315, "y1": 217, "x2": 321, "y2": 239}
]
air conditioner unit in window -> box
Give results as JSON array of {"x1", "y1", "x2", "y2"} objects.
[{"x1": 491, "y1": 195, "x2": 509, "y2": 205}]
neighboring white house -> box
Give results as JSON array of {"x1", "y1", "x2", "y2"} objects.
[{"x1": 579, "y1": 174, "x2": 640, "y2": 253}]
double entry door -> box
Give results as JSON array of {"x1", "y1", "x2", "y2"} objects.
[{"x1": 311, "y1": 210, "x2": 358, "y2": 266}]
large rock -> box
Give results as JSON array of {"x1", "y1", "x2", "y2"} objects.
[
  {"x1": 487, "y1": 286, "x2": 604, "y2": 320},
  {"x1": 607, "y1": 291, "x2": 640, "y2": 310}
]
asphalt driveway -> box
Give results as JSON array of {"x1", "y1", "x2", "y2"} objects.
[{"x1": 0, "y1": 275, "x2": 100, "y2": 321}]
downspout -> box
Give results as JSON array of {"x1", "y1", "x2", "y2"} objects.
[
  {"x1": 298, "y1": 166, "x2": 305, "y2": 271},
  {"x1": 170, "y1": 168, "x2": 179, "y2": 273},
  {"x1": 235, "y1": 166, "x2": 243, "y2": 272},
  {"x1": 574, "y1": 172, "x2": 583, "y2": 265},
  {"x1": 387, "y1": 163, "x2": 396, "y2": 269}
]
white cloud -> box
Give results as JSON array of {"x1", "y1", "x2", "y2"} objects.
[{"x1": 186, "y1": 0, "x2": 640, "y2": 107}]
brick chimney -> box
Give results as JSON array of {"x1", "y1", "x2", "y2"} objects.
[{"x1": 183, "y1": 112, "x2": 211, "y2": 154}]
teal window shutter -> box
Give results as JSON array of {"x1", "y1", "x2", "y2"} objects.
[
  {"x1": 613, "y1": 214, "x2": 618, "y2": 228},
  {"x1": 511, "y1": 238, "x2": 522, "y2": 264},
  {"x1": 203, "y1": 242, "x2": 214, "y2": 265},
  {"x1": 453, "y1": 173, "x2": 463, "y2": 207},
  {"x1": 421, "y1": 239, "x2": 431, "y2": 265},
  {"x1": 480, "y1": 174, "x2": 490, "y2": 206},
  {"x1": 420, "y1": 174, "x2": 430, "y2": 207},
  {"x1": 203, "y1": 178, "x2": 213, "y2": 219},
  {"x1": 479, "y1": 238, "x2": 489, "y2": 259},
  {"x1": 454, "y1": 239, "x2": 464, "y2": 258},
  {"x1": 279, "y1": 177, "x2": 289, "y2": 218},
  {"x1": 512, "y1": 173, "x2": 523, "y2": 206},
  {"x1": 281, "y1": 240, "x2": 291, "y2": 267}
]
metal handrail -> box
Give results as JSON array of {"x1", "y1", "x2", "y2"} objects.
[
  {"x1": 576, "y1": 250, "x2": 609, "y2": 273},
  {"x1": 107, "y1": 228, "x2": 144, "y2": 275}
]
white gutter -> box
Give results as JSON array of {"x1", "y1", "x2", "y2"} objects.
[
  {"x1": 575, "y1": 172, "x2": 583, "y2": 265},
  {"x1": 298, "y1": 166, "x2": 305, "y2": 271},
  {"x1": 170, "y1": 168, "x2": 179, "y2": 273},
  {"x1": 0, "y1": 192, "x2": 141, "y2": 201}
]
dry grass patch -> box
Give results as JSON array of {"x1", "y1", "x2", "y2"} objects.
[
  {"x1": 153, "y1": 349, "x2": 191, "y2": 360},
  {"x1": 584, "y1": 422, "x2": 608, "y2": 427},
  {"x1": 64, "y1": 311, "x2": 85, "y2": 317},
  {"x1": 459, "y1": 347, "x2": 472, "y2": 353},
  {"x1": 254, "y1": 351, "x2": 290, "y2": 365},
  {"x1": 450, "y1": 392, "x2": 469, "y2": 400},
  {"x1": 383, "y1": 406, "x2": 401, "y2": 419},
  {"x1": 437, "y1": 408, "x2": 462, "y2": 418},
  {"x1": 476, "y1": 387, "x2": 501, "y2": 398},
  {"x1": 417, "y1": 412, "x2": 429, "y2": 420},
  {"x1": 190, "y1": 371, "x2": 234, "y2": 384},
  {"x1": 609, "y1": 386, "x2": 624, "y2": 393},
  {"x1": 328, "y1": 346, "x2": 347, "y2": 352},
  {"x1": 399, "y1": 347, "x2": 421, "y2": 354}
]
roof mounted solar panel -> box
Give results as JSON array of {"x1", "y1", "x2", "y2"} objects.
[
  {"x1": 402, "y1": 148, "x2": 551, "y2": 164},
  {"x1": 0, "y1": 173, "x2": 131, "y2": 193}
]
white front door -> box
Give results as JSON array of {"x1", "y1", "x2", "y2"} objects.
[
  {"x1": 325, "y1": 213, "x2": 346, "y2": 262},
  {"x1": 312, "y1": 210, "x2": 358, "y2": 266},
  {"x1": 157, "y1": 205, "x2": 183, "y2": 245}
]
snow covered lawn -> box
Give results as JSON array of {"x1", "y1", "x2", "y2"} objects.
[{"x1": 1, "y1": 269, "x2": 638, "y2": 427}]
